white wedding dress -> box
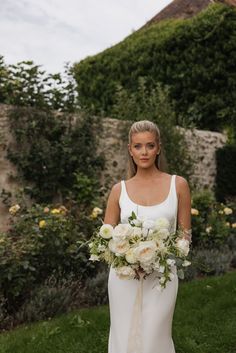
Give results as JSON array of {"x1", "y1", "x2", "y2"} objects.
[{"x1": 108, "y1": 174, "x2": 179, "y2": 353}]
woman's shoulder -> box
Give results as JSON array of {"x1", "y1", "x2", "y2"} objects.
[
  {"x1": 175, "y1": 174, "x2": 190, "y2": 196},
  {"x1": 108, "y1": 180, "x2": 122, "y2": 201}
]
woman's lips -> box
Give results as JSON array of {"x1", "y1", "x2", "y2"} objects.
[{"x1": 140, "y1": 158, "x2": 149, "y2": 161}]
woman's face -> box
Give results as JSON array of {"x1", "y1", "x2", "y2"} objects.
[{"x1": 128, "y1": 131, "x2": 161, "y2": 169}]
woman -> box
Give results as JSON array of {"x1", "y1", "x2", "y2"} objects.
[{"x1": 104, "y1": 120, "x2": 191, "y2": 353}]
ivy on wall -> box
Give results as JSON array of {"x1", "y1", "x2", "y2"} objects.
[{"x1": 7, "y1": 107, "x2": 104, "y2": 205}]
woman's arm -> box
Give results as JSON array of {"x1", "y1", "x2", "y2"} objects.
[
  {"x1": 103, "y1": 182, "x2": 121, "y2": 226},
  {"x1": 176, "y1": 176, "x2": 192, "y2": 242}
]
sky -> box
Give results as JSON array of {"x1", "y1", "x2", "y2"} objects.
[{"x1": 1, "y1": 0, "x2": 172, "y2": 74}]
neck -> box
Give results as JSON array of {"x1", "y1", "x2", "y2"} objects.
[{"x1": 134, "y1": 165, "x2": 161, "y2": 180}]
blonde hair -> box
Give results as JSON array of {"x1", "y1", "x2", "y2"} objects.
[{"x1": 127, "y1": 120, "x2": 168, "y2": 178}]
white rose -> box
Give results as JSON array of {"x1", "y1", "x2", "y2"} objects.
[
  {"x1": 182, "y1": 260, "x2": 191, "y2": 267},
  {"x1": 156, "y1": 228, "x2": 170, "y2": 240},
  {"x1": 113, "y1": 223, "x2": 133, "y2": 241},
  {"x1": 176, "y1": 238, "x2": 190, "y2": 256},
  {"x1": 143, "y1": 219, "x2": 156, "y2": 230},
  {"x1": 134, "y1": 241, "x2": 157, "y2": 265},
  {"x1": 116, "y1": 266, "x2": 136, "y2": 280},
  {"x1": 99, "y1": 224, "x2": 113, "y2": 239},
  {"x1": 131, "y1": 227, "x2": 142, "y2": 238},
  {"x1": 154, "y1": 218, "x2": 170, "y2": 231},
  {"x1": 108, "y1": 239, "x2": 130, "y2": 255},
  {"x1": 125, "y1": 248, "x2": 137, "y2": 264},
  {"x1": 89, "y1": 254, "x2": 100, "y2": 261}
]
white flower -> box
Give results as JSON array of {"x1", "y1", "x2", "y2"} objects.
[
  {"x1": 159, "y1": 265, "x2": 165, "y2": 273},
  {"x1": 154, "y1": 218, "x2": 170, "y2": 230},
  {"x1": 125, "y1": 248, "x2": 137, "y2": 264},
  {"x1": 143, "y1": 219, "x2": 156, "y2": 230},
  {"x1": 88, "y1": 242, "x2": 94, "y2": 248},
  {"x1": 167, "y1": 259, "x2": 176, "y2": 266},
  {"x1": 134, "y1": 241, "x2": 157, "y2": 265},
  {"x1": 108, "y1": 239, "x2": 130, "y2": 255},
  {"x1": 99, "y1": 224, "x2": 113, "y2": 239},
  {"x1": 98, "y1": 244, "x2": 106, "y2": 252},
  {"x1": 113, "y1": 223, "x2": 133, "y2": 241},
  {"x1": 156, "y1": 228, "x2": 170, "y2": 240},
  {"x1": 9, "y1": 204, "x2": 20, "y2": 215},
  {"x1": 176, "y1": 238, "x2": 190, "y2": 256},
  {"x1": 89, "y1": 254, "x2": 100, "y2": 261},
  {"x1": 182, "y1": 260, "x2": 191, "y2": 267},
  {"x1": 131, "y1": 227, "x2": 142, "y2": 238},
  {"x1": 116, "y1": 266, "x2": 136, "y2": 280},
  {"x1": 156, "y1": 240, "x2": 168, "y2": 254}
]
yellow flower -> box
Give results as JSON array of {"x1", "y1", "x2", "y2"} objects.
[
  {"x1": 232, "y1": 223, "x2": 236, "y2": 228},
  {"x1": 218, "y1": 210, "x2": 224, "y2": 214},
  {"x1": 39, "y1": 220, "x2": 46, "y2": 228},
  {"x1": 0, "y1": 238, "x2": 5, "y2": 244},
  {"x1": 51, "y1": 208, "x2": 60, "y2": 214},
  {"x1": 90, "y1": 207, "x2": 103, "y2": 219},
  {"x1": 44, "y1": 207, "x2": 50, "y2": 213},
  {"x1": 9, "y1": 204, "x2": 20, "y2": 215},
  {"x1": 223, "y1": 207, "x2": 233, "y2": 215},
  {"x1": 225, "y1": 222, "x2": 230, "y2": 227},
  {"x1": 191, "y1": 208, "x2": 199, "y2": 216}
]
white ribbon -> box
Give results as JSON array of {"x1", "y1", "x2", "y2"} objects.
[{"x1": 127, "y1": 273, "x2": 144, "y2": 353}]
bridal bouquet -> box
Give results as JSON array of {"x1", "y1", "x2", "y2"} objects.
[{"x1": 88, "y1": 212, "x2": 191, "y2": 289}]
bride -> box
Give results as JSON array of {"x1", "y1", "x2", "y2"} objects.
[{"x1": 103, "y1": 120, "x2": 191, "y2": 353}]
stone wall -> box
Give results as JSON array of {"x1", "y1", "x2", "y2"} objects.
[
  {"x1": 97, "y1": 118, "x2": 227, "y2": 192},
  {"x1": 0, "y1": 104, "x2": 227, "y2": 231}
]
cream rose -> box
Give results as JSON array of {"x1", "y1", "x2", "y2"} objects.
[
  {"x1": 116, "y1": 266, "x2": 136, "y2": 280},
  {"x1": 108, "y1": 239, "x2": 130, "y2": 255},
  {"x1": 134, "y1": 240, "x2": 157, "y2": 264},
  {"x1": 113, "y1": 223, "x2": 133, "y2": 241},
  {"x1": 125, "y1": 248, "x2": 137, "y2": 264}
]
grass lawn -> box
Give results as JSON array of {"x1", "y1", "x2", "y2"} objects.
[{"x1": 0, "y1": 271, "x2": 235, "y2": 353}]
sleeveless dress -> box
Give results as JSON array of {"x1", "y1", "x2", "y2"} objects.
[{"x1": 108, "y1": 174, "x2": 179, "y2": 353}]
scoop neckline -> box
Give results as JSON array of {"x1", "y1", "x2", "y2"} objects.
[{"x1": 123, "y1": 175, "x2": 173, "y2": 208}]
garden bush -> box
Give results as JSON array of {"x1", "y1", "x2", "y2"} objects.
[{"x1": 0, "y1": 202, "x2": 103, "y2": 315}]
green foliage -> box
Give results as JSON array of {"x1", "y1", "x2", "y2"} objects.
[
  {"x1": 0, "y1": 203, "x2": 100, "y2": 313},
  {"x1": 0, "y1": 58, "x2": 79, "y2": 112},
  {"x1": 7, "y1": 107, "x2": 104, "y2": 203},
  {"x1": 73, "y1": 3, "x2": 236, "y2": 135},
  {"x1": 191, "y1": 190, "x2": 235, "y2": 249},
  {"x1": 215, "y1": 143, "x2": 236, "y2": 202},
  {"x1": 111, "y1": 78, "x2": 194, "y2": 180}
]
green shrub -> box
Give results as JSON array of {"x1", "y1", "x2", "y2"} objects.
[
  {"x1": 7, "y1": 107, "x2": 104, "y2": 204},
  {"x1": 191, "y1": 190, "x2": 235, "y2": 248},
  {"x1": 0, "y1": 203, "x2": 101, "y2": 312},
  {"x1": 73, "y1": 3, "x2": 236, "y2": 135},
  {"x1": 215, "y1": 143, "x2": 236, "y2": 202}
]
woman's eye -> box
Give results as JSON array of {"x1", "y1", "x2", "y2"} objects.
[
  {"x1": 134, "y1": 145, "x2": 141, "y2": 149},
  {"x1": 147, "y1": 144, "x2": 155, "y2": 149}
]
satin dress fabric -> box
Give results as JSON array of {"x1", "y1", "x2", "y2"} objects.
[{"x1": 108, "y1": 175, "x2": 179, "y2": 353}]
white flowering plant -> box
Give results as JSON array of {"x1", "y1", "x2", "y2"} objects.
[{"x1": 88, "y1": 212, "x2": 191, "y2": 289}]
